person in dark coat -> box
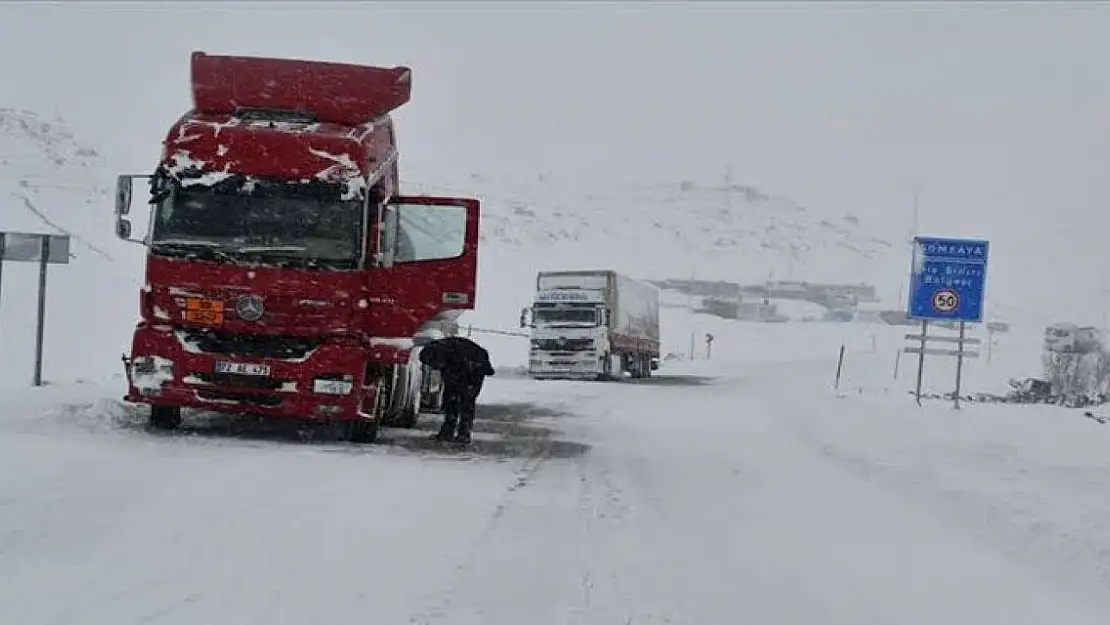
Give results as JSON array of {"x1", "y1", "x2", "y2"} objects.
[{"x1": 419, "y1": 336, "x2": 496, "y2": 444}]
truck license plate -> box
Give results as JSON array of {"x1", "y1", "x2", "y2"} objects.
[{"x1": 215, "y1": 361, "x2": 271, "y2": 377}]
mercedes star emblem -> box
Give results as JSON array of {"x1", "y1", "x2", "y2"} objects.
[{"x1": 236, "y1": 294, "x2": 265, "y2": 321}]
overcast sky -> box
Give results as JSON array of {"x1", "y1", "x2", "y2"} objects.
[{"x1": 1, "y1": 1, "x2": 1107, "y2": 324}]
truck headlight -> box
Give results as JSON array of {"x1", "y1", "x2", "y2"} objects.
[
  {"x1": 131, "y1": 355, "x2": 175, "y2": 395},
  {"x1": 313, "y1": 376, "x2": 354, "y2": 395}
]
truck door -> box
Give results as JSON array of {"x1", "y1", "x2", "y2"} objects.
[{"x1": 367, "y1": 195, "x2": 480, "y2": 337}]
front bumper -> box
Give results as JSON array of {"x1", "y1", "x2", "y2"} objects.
[
  {"x1": 123, "y1": 324, "x2": 372, "y2": 421},
  {"x1": 528, "y1": 350, "x2": 603, "y2": 379}
]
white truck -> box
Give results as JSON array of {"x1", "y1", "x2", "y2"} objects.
[{"x1": 521, "y1": 270, "x2": 661, "y2": 380}]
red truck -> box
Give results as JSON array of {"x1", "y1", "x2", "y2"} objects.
[{"x1": 112, "y1": 51, "x2": 481, "y2": 442}]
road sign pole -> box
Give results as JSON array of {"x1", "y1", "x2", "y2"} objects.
[
  {"x1": 914, "y1": 319, "x2": 927, "y2": 406},
  {"x1": 32, "y1": 236, "x2": 50, "y2": 387},
  {"x1": 0, "y1": 231, "x2": 70, "y2": 388},
  {"x1": 954, "y1": 321, "x2": 966, "y2": 410}
]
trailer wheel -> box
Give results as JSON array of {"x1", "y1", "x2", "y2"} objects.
[
  {"x1": 346, "y1": 418, "x2": 379, "y2": 443},
  {"x1": 149, "y1": 405, "x2": 182, "y2": 431}
]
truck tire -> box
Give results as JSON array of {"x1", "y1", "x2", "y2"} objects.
[
  {"x1": 149, "y1": 405, "x2": 182, "y2": 430},
  {"x1": 394, "y1": 383, "x2": 421, "y2": 428},
  {"x1": 346, "y1": 418, "x2": 379, "y2": 443},
  {"x1": 598, "y1": 353, "x2": 613, "y2": 381}
]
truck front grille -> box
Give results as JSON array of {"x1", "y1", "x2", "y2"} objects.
[
  {"x1": 180, "y1": 330, "x2": 322, "y2": 360},
  {"x1": 196, "y1": 389, "x2": 284, "y2": 407},
  {"x1": 532, "y1": 338, "x2": 594, "y2": 352}
]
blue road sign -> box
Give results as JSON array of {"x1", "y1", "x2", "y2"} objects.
[{"x1": 907, "y1": 236, "x2": 989, "y2": 323}]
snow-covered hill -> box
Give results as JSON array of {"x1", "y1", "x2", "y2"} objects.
[
  {"x1": 401, "y1": 164, "x2": 905, "y2": 353},
  {"x1": 405, "y1": 171, "x2": 899, "y2": 287},
  {"x1": 0, "y1": 109, "x2": 144, "y2": 390}
]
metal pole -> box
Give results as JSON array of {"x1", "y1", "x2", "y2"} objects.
[
  {"x1": 1101, "y1": 268, "x2": 1108, "y2": 334},
  {"x1": 987, "y1": 327, "x2": 994, "y2": 363},
  {"x1": 915, "y1": 319, "x2": 927, "y2": 406},
  {"x1": 0, "y1": 235, "x2": 5, "y2": 346},
  {"x1": 689, "y1": 331, "x2": 695, "y2": 361},
  {"x1": 33, "y1": 236, "x2": 50, "y2": 387},
  {"x1": 835, "y1": 344, "x2": 846, "y2": 390},
  {"x1": 893, "y1": 349, "x2": 901, "y2": 380},
  {"x1": 953, "y1": 321, "x2": 966, "y2": 410}
]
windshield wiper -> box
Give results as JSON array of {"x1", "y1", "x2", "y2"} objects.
[
  {"x1": 150, "y1": 239, "x2": 241, "y2": 264},
  {"x1": 237, "y1": 245, "x2": 309, "y2": 254},
  {"x1": 236, "y1": 245, "x2": 354, "y2": 269}
]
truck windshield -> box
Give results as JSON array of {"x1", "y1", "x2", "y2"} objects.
[
  {"x1": 150, "y1": 185, "x2": 363, "y2": 269},
  {"x1": 534, "y1": 307, "x2": 598, "y2": 326}
]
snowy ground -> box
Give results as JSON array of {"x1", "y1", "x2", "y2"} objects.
[
  {"x1": 0, "y1": 101, "x2": 1099, "y2": 625},
  {"x1": 4, "y1": 328, "x2": 1110, "y2": 623}
]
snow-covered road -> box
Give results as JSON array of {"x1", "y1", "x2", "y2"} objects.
[{"x1": 2, "y1": 364, "x2": 1109, "y2": 624}]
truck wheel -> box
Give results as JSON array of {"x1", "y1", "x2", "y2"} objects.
[
  {"x1": 346, "y1": 418, "x2": 379, "y2": 443},
  {"x1": 149, "y1": 405, "x2": 182, "y2": 430},
  {"x1": 395, "y1": 388, "x2": 421, "y2": 428},
  {"x1": 598, "y1": 354, "x2": 613, "y2": 381}
]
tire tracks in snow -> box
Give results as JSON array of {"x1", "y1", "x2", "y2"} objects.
[
  {"x1": 570, "y1": 444, "x2": 629, "y2": 622},
  {"x1": 408, "y1": 444, "x2": 552, "y2": 624}
]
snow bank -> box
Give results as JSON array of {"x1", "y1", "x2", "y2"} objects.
[
  {"x1": 831, "y1": 321, "x2": 1045, "y2": 397},
  {"x1": 778, "y1": 383, "x2": 1110, "y2": 611}
]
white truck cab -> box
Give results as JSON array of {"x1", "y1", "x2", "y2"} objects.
[{"x1": 521, "y1": 270, "x2": 660, "y2": 380}]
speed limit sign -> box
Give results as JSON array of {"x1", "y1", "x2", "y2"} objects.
[{"x1": 931, "y1": 289, "x2": 959, "y2": 313}]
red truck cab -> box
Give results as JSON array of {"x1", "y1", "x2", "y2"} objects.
[{"x1": 113, "y1": 51, "x2": 481, "y2": 442}]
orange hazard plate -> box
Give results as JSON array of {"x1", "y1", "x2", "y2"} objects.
[{"x1": 184, "y1": 297, "x2": 224, "y2": 324}]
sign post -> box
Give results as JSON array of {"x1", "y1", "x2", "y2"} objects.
[
  {"x1": 705, "y1": 332, "x2": 714, "y2": 360},
  {"x1": 0, "y1": 231, "x2": 72, "y2": 387},
  {"x1": 904, "y1": 236, "x2": 989, "y2": 408}
]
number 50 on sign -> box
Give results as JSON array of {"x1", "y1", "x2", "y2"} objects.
[{"x1": 931, "y1": 289, "x2": 959, "y2": 313}]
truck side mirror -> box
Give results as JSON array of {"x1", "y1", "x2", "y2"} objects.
[
  {"x1": 116, "y1": 219, "x2": 133, "y2": 240},
  {"x1": 115, "y1": 175, "x2": 133, "y2": 216},
  {"x1": 114, "y1": 174, "x2": 154, "y2": 245},
  {"x1": 519, "y1": 307, "x2": 529, "y2": 328}
]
